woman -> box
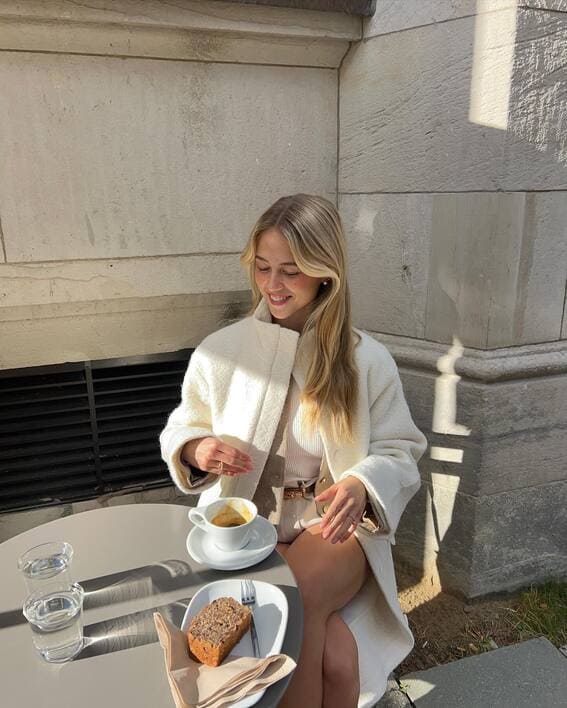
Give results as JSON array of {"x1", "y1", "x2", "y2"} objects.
[{"x1": 160, "y1": 194, "x2": 427, "y2": 707}]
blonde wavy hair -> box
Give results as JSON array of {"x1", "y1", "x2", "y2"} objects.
[{"x1": 240, "y1": 194, "x2": 358, "y2": 442}]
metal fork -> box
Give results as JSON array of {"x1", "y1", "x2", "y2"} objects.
[{"x1": 240, "y1": 579, "x2": 261, "y2": 658}]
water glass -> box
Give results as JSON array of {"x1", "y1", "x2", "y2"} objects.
[
  {"x1": 18, "y1": 541, "x2": 75, "y2": 595},
  {"x1": 18, "y1": 541, "x2": 84, "y2": 663},
  {"x1": 23, "y1": 583, "x2": 84, "y2": 663}
]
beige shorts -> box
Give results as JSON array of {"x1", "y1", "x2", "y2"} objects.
[{"x1": 277, "y1": 494, "x2": 321, "y2": 544}]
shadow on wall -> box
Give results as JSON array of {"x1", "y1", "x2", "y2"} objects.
[
  {"x1": 395, "y1": 337, "x2": 473, "y2": 599},
  {"x1": 469, "y1": 0, "x2": 566, "y2": 169}
]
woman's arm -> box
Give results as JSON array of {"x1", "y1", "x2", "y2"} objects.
[
  {"x1": 161, "y1": 349, "x2": 253, "y2": 493},
  {"x1": 159, "y1": 350, "x2": 219, "y2": 493}
]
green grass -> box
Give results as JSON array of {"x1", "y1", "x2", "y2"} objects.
[{"x1": 508, "y1": 581, "x2": 567, "y2": 647}]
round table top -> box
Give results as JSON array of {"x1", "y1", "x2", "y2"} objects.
[{"x1": 0, "y1": 503, "x2": 302, "y2": 708}]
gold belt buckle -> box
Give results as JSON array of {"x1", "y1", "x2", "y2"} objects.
[{"x1": 283, "y1": 482, "x2": 313, "y2": 500}]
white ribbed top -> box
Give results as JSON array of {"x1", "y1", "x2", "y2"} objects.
[{"x1": 284, "y1": 377, "x2": 324, "y2": 485}]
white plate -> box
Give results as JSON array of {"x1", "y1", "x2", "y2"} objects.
[
  {"x1": 181, "y1": 579, "x2": 289, "y2": 708},
  {"x1": 186, "y1": 515, "x2": 277, "y2": 571}
]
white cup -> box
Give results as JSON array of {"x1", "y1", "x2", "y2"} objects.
[{"x1": 188, "y1": 498, "x2": 257, "y2": 551}]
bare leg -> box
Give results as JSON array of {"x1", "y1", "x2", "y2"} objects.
[
  {"x1": 278, "y1": 525, "x2": 367, "y2": 708},
  {"x1": 322, "y1": 612, "x2": 359, "y2": 708}
]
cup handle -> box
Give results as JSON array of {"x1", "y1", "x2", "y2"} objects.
[{"x1": 188, "y1": 508, "x2": 208, "y2": 531}]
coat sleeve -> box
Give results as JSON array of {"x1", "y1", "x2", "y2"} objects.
[
  {"x1": 159, "y1": 349, "x2": 220, "y2": 494},
  {"x1": 340, "y1": 350, "x2": 427, "y2": 537}
]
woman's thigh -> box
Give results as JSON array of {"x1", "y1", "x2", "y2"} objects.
[{"x1": 284, "y1": 524, "x2": 368, "y2": 614}]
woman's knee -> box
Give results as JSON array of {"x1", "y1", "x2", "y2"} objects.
[{"x1": 323, "y1": 612, "x2": 359, "y2": 687}]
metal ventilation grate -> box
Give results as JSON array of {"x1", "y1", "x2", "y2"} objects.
[{"x1": 0, "y1": 351, "x2": 192, "y2": 513}]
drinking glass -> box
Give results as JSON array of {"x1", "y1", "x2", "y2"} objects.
[
  {"x1": 18, "y1": 541, "x2": 84, "y2": 662},
  {"x1": 22, "y1": 583, "x2": 84, "y2": 663}
]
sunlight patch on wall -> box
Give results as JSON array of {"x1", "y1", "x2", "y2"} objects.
[{"x1": 469, "y1": 0, "x2": 518, "y2": 130}]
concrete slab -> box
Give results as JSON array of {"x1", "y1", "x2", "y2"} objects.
[{"x1": 402, "y1": 637, "x2": 567, "y2": 708}]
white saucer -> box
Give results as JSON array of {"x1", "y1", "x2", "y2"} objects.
[{"x1": 186, "y1": 515, "x2": 277, "y2": 570}]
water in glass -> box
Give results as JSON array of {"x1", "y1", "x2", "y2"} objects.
[
  {"x1": 18, "y1": 541, "x2": 74, "y2": 596},
  {"x1": 23, "y1": 585, "x2": 83, "y2": 663}
]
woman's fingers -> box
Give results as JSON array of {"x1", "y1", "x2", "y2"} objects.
[
  {"x1": 211, "y1": 442, "x2": 253, "y2": 476},
  {"x1": 319, "y1": 486, "x2": 363, "y2": 543},
  {"x1": 321, "y1": 498, "x2": 358, "y2": 543},
  {"x1": 327, "y1": 512, "x2": 359, "y2": 544},
  {"x1": 195, "y1": 438, "x2": 252, "y2": 476},
  {"x1": 338, "y1": 518, "x2": 359, "y2": 544}
]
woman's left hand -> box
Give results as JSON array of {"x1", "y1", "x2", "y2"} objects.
[{"x1": 315, "y1": 477, "x2": 367, "y2": 544}]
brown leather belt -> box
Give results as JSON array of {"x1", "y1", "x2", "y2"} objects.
[{"x1": 283, "y1": 480, "x2": 317, "y2": 500}]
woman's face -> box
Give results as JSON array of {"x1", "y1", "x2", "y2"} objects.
[{"x1": 254, "y1": 228, "x2": 325, "y2": 332}]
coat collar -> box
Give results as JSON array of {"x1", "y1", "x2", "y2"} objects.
[{"x1": 251, "y1": 298, "x2": 315, "y2": 390}]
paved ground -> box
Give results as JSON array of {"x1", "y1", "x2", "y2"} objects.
[{"x1": 377, "y1": 637, "x2": 567, "y2": 708}]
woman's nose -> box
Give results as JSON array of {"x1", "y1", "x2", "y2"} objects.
[{"x1": 268, "y1": 271, "x2": 283, "y2": 290}]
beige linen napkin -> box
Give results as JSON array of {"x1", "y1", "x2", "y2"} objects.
[{"x1": 154, "y1": 612, "x2": 296, "y2": 708}]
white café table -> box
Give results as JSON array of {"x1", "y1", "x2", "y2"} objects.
[{"x1": 0, "y1": 504, "x2": 302, "y2": 707}]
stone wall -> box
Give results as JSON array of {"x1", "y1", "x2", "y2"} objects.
[
  {"x1": 0, "y1": 0, "x2": 357, "y2": 369},
  {"x1": 340, "y1": 0, "x2": 567, "y2": 596}
]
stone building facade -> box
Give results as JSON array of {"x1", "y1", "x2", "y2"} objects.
[{"x1": 0, "y1": 0, "x2": 565, "y2": 597}]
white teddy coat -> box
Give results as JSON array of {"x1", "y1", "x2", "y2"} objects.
[{"x1": 160, "y1": 301, "x2": 427, "y2": 706}]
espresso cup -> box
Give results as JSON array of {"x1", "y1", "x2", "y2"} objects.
[{"x1": 188, "y1": 498, "x2": 257, "y2": 551}]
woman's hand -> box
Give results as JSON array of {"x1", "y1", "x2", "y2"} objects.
[
  {"x1": 315, "y1": 477, "x2": 367, "y2": 544},
  {"x1": 182, "y1": 437, "x2": 253, "y2": 476}
]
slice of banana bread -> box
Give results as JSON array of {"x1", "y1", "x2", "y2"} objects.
[{"x1": 188, "y1": 596, "x2": 252, "y2": 667}]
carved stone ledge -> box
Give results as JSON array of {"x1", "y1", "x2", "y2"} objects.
[
  {"x1": 0, "y1": 0, "x2": 361, "y2": 67},
  {"x1": 371, "y1": 331, "x2": 567, "y2": 383}
]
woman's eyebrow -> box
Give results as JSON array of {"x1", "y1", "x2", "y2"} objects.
[{"x1": 255, "y1": 255, "x2": 298, "y2": 267}]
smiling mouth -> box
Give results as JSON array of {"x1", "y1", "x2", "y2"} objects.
[{"x1": 267, "y1": 294, "x2": 291, "y2": 306}]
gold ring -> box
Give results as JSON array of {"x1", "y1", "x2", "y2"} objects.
[{"x1": 217, "y1": 461, "x2": 224, "y2": 472}]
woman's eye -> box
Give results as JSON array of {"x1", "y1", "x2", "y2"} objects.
[
  {"x1": 256, "y1": 266, "x2": 270, "y2": 273},
  {"x1": 283, "y1": 272, "x2": 299, "y2": 277}
]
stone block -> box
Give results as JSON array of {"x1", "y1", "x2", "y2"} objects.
[
  {"x1": 340, "y1": 194, "x2": 432, "y2": 338},
  {"x1": 341, "y1": 10, "x2": 567, "y2": 192},
  {"x1": 348, "y1": 191, "x2": 567, "y2": 349},
  {"x1": 341, "y1": 16, "x2": 504, "y2": 192},
  {"x1": 425, "y1": 193, "x2": 525, "y2": 348},
  {"x1": 0, "y1": 254, "x2": 248, "y2": 308},
  {"x1": 403, "y1": 638, "x2": 567, "y2": 708},
  {"x1": 470, "y1": 480, "x2": 567, "y2": 595},
  {"x1": 512, "y1": 192, "x2": 567, "y2": 344},
  {"x1": 479, "y1": 374, "x2": 567, "y2": 494},
  {"x1": 0, "y1": 53, "x2": 336, "y2": 262},
  {"x1": 422, "y1": 192, "x2": 567, "y2": 348},
  {"x1": 365, "y1": 0, "x2": 477, "y2": 39},
  {"x1": 0, "y1": 291, "x2": 250, "y2": 369}
]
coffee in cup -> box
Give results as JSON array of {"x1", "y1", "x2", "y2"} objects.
[{"x1": 188, "y1": 498, "x2": 257, "y2": 551}]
